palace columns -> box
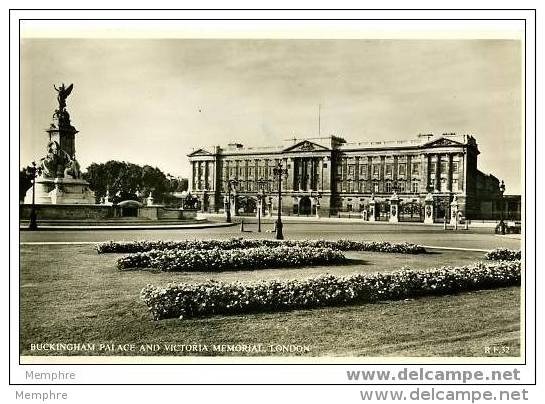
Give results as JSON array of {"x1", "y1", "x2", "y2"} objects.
[
  {"x1": 197, "y1": 161, "x2": 202, "y2": 190},
  {"x1": 308, "y1": 158, "x2": 316, "y2": 190},
  {"x1": 285, "y1": 157, "x2": 293, "y2": 191},
  {"x1": 425, "y1": 154, "x2": 432, "y2": 191},
  {"x1": 434, "y1": 154, "x2": 441, "y2": 192},
  {"x1": 191, "y1": 162, "x2": 196, "y2": 191},
  {"x1": 447, "y1": 153, "x2": 453, "y2": 192},
  {"x1": 314, "y1": 158, "x2": 319, "y2": 190},
  {"x1": 204, "y1": 161, "x2": 209, "y2": 189}
]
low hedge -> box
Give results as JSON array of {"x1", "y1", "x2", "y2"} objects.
[
  {"x1": 140, "y1": 260, "x2": 521, "y2": 320},
  {"x1": 117, "y1": 246, "x2": 347, "y2": 272},
  {"x1": 485, "y1": 248, "x2": 521, "y2": 261},
  {"x1": 97, "y1": 238, "x2": 426, "y2": 254}
]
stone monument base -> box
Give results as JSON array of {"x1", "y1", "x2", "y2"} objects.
[{"x1": 24, "y1": 177, "x2": 96, "y2": 205}]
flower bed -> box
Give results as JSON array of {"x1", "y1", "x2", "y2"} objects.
[
  {"x1": 140, "y1": 260, "x2": 521, "y2": 320},
  {"x1": 97, "y1": 238, "x2": 426, "y2": 254},
  {"x1": 485, "y1": 248, "x2": 521, "y2": 261},
  {"x1": 117, "y1": 246, "x2": 347, "y2": 272}
]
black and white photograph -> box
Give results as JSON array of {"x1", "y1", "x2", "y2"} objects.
[{"x1": 17, "y1": 20, "x2": 525, "y2": 365}]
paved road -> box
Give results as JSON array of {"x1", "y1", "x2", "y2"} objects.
[{"x1": 19, "y1": 222, "x2": 522, "y2": 250}]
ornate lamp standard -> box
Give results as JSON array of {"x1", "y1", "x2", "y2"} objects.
[
  {"x1": 255, "y1": 178, "x2": 268, "y2": 233},
  {"x1": 499, "y1": 180, "x2": 506, "y2": 235},
  {"x1": 224, "y1": 179, "x2": 239, "y2": 223},
  {"x1": 28, "y1": 161, "x2": 43, "y2": 231},
  {"x1": 272, "y1": 162, "x2": 289, "y2": 240}
]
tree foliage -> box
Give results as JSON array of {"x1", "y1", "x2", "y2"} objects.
[
  {"x1": 83, "y1": 161, "x2": 183, "y2": 204},
  {"x1": 19, "y1": 166, "x2": 34, "y2": 202}
]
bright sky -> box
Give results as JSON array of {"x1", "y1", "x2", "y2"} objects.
[{"x1": 20, "y1": 38, "x2": 522, "y2": 193}]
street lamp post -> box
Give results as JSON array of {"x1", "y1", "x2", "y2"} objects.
[
  {"x1": 499, "y1": 180, "x2": 506, "y2": 235},
  {"x1": 442, "y1": 196, "x2": 450, "y2": 231},
  {"x1": 255, "y1": 178, "x2": 268, "y2": 233},
  {"x1": 28, "y1": 161, "x2": 42, "y2": 231},
  {"x1": 224, "y1": 179, "x2": 239, "y2": 223},
  {"x1": 272, "y1": 162, "x2": 289, "y2": 240}
]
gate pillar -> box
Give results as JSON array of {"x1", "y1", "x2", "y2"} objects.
[
  {"x1": 424, "y1": 192, "x2": 434, "y2": 224},
  {"x1": 369, "y1": 194, "x2": 376, "y2": 222},
  {"x1": 450, "y1": 195, "x2": 459, "y2": 228},
  {"x1": 389, "y1": 192, "x2": 400, "y2": 223}
]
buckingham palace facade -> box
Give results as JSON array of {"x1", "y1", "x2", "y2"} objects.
[{"x1": 187, "y1": 133, "x2": 509, "y2": 221}]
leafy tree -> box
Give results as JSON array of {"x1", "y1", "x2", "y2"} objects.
[
  {"x1": 19, "y1": 166, "x2": 34, "y2": 202},
  {"x1": 83, "y1": 160, "x2": 183, "y2": 204}
]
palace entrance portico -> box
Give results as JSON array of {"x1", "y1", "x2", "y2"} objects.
[{"x1": 284, "y1": 140, "x2": 334, "y2": 217}]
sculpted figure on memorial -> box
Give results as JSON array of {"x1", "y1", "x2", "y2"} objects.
[
  {"x1": 64, "y1": 157, "x2": 81, "y2": 179},
  {"x1": 40, "y1": 140, "x2": 80, "y2": 179}
]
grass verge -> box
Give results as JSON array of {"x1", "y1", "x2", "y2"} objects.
[{"x1": 20, "y1": 244, "x2": 520, "y2": 357}]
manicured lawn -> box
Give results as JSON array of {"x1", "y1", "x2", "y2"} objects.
[{"x1": 20, "y1": 244, "x2": 520, "y2": 357}]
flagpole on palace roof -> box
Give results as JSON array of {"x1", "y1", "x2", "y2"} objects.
[{"x1": 319, "y1": 104, "x2": 321, "y2": 136}]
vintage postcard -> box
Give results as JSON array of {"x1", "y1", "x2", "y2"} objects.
[{"x1": 15, "y1": 17, "x2": 526, "y2": 370}]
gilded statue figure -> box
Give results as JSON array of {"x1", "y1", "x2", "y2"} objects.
[{"x1": 53, "y1": 83, "x2": 74, "y2": 111}]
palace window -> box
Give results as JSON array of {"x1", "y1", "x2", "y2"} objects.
[
  {"x1": 452, "y1": 162, "x2": 459, "y2": 173},
  {"x1": 348, "y1": 165, "x2": 355, "y2": 176},
  {"x1": 336, "y1": 164, "x2": 342, "y2": 175},
  {"x1": 247, "y1": 181, "x2": 254, "y2": 191},
  {"x1": 258, "y1": 166, "x2": 264, "y2": 177},
  {"x1": 412, "y1": 162, "x2": 421, "y2": 175},
  {"x1": 359, "y1": 181, "x2": 365, "y2": 192},
  {"x1": 239, "y1": 166, "x2": 245, "y2": 177},
  {"x1": 411, "y1": 181, "x2": 419, "y2": 193},
  {"x1": 372, "y1": 165, "x2": 380, "y2": 176},
  {"x1": 248, "y1": 167, "x2": 255, "y2": 177},
  {"x1": 399, "y1": 181, "x2": 407, "y2": 192},
  {"x1": 398, "y1": 163, "x2": 406, "y2": 176},
  {"x1": 385, "y1": 181, "x2": 392, "y2": 193},
  {"x1": 336, "y1": 182, "x2": 342, "y2": 192},
  {"x1": 347, "y1": 181, "x2": 354, "y2": 193},
  {"x1": 440, "y1": 177, "x2": 448, "y2": 191},
  {"x1": 385, "y1": 164, "x2": 393, "y2": 177},
  {"x1": 373, "y1": 183, "x2": 379, "y2": 193},
  {"x1": 360, "y1": 164, "x2": 367, "y2": 178},
  {"x1": 440, "y1": 161, "x2": 447, "y2": 174}
]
